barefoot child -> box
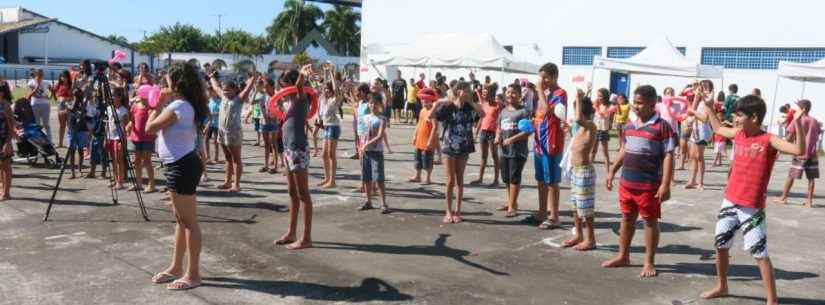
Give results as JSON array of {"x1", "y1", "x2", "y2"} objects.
[
  {"x1": 603, "y1": 85, "x2": 675, "y2": 278},
  {"x1": 699, "y1": 95, "x2": 806, "y2": 305},
  {"x1": 563, "y1": 95, "x2": 597, "y2": 251},
  {"x1": 318, "y1": 64, "x2": 343, "y2": 187},
  {"x1": 274, "y1": 65, "x2": 315, "y2": 250},
  {"x1": 471, "y1": 85, "x2": 501, "y2": 186},
  {"x1": 495, "y1": 84, "x2": 531, "y2": 217},
  {"x1": 0, "y1": 83, "x2": 16, "y2": 200},
  {"x1": 408, "y1": 88, "x2": 438, "y2": 185},
  {"x1": 357, "y1": 95, "x2": 389, "y2": 213},
  {"x1": 774, "y1": 99, "x2": 821, "y2": 207},
  {"x1": 209, "y1": 70, "x2": 257, "y2": 192}
]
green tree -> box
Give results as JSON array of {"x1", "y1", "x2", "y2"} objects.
[
  {"x1": 138, "y1": 23, "x2": 208, "y2": 53},
  {"x1": 292, "y1": 51, "x2": 313, "y2": 66},
  {"x1": 266, "y1": 0, "x2": 323, "y2": 54},
  {"x1": 321, "y1": 5, "x2": 361, "y2": 56},
  {"x1": 106, "y1": 34, "x2": 130, "y2": 46}
]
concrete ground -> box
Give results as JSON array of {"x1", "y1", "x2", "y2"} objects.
[{"x1": 2, "y1": 112, "x2": 824, "y2": 305}]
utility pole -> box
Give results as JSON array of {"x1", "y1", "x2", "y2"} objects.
[{"x1": 212, "y1": 14, "x2": 224, "y2": 52}]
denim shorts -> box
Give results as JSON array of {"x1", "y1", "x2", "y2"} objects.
[
  {"x1": 361, "y1": 151, "x2": 385, "y2": 182},
  {"x1": 131, "y1": 141, "x2": 155, "y2": 153},
  {"x1": 324, "y1": 125, "x2": 341, "y2": 140}
]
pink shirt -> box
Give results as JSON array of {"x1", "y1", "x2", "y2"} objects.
[
  {"x1": 128, "y1": 104, "x2": 156, "y2": 142},
  {"x1": 480, "y1": 102, "x2": 500, "y2": 131},
  {"x1": 786, "y1": 115, "x2": 822, "y2": 160}
]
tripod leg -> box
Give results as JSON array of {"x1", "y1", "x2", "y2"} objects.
[{"x1": 44, "y1": 144, "x2": 76, "y2": 222}]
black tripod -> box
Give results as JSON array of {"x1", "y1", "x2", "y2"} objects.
[{"x1": 44, "y1": 65, "x2": 149, "y2": 221}]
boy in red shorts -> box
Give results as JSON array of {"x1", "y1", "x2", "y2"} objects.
[
  {"x1": 699, "y1": 95, "x2": 805, "y2": 305},
  {"x1": 603, "y1": 85, "x2": 675, "y2": 278}
]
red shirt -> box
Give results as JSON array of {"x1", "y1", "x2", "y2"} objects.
[
  {"x1": 725, "y1": 130, "x2": 777, "y2": 208},
  {"x1": 533, "y1": 86, "x2": 567, "y2": 155},
  {"x1": 415, "y1": 80, "x2": 425, "y2": 89}
]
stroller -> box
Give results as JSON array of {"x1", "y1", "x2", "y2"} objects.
[{"x1": 13, "y1": 99, "x2": 61, "y2": 168}]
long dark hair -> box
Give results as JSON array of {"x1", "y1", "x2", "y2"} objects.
[
  {"x1": 57, "y1": 70, "x2": 71, "y2": 88},
  {"x1": 168, "y1": 62, "x2": 209, "y2": 125},
  {"x1": 0, "y1": 81, "x2": 12, "y2": 102}
]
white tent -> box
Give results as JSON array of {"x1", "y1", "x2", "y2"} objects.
[
  {"x1": 368, "y1": 33, "x2": 539, "y2": 74},
  {"x1": 769, "y1": 58, "x2": 825, "y2": 131},
  {"x1": 592, "y1": 36, "x2": 724, "y2": 79}
]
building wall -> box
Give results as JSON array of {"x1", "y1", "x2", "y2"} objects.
[
  {"x1": 361, "y1": 0, "x2": 825, "y2": 131},
  {"x1": 17, "y1": 21, "x2": 150, "y2": 67}
]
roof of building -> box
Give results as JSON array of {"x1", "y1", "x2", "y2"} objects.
[
  {"x1": 1, "y1": 7, "x2": 135, "y2": 51},
  {"x1": 292, "y1": 28, "x2": 340, "y2": 56}
]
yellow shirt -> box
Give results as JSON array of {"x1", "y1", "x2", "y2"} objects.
[
  {"x1": 615, "y1": 104, "x2": 630, "y2": 124},
  {"x1": 407, "y1": 85, "x2": 419, "y2": 103}
]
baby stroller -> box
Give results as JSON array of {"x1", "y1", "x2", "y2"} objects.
[{"x1": 13, "y1": 99, "x2": 61, "y2": 168}]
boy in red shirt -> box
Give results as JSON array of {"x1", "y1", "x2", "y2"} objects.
[
  {"x1": 698, "y1": 95, "x2": 805, "y2": 305},
  {"x1": 408, "y1": 88, "x2": 439, "y2": 185},
  {"x1": 603, "y1": 85, "x2": 675, "y2": 278}
]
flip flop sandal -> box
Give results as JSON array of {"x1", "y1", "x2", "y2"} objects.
[
  {"x1": 167, "y1": 279, "x2": 201, "y2": 291},
  {"x1": 504, "y1": 210, "x2": 518, "y2": 218},
  {"x1": 538, "y1": 220, "x2": 560, "y2": 230},
  {"x1": 259, "y1": 167, "x2": 269, "y2": 173},
  {"x1": 268, "y1": 168, "x2": 278, "y2": 174},
  {"x1": 357, "y1": 203, "x2": 373, "y2": 211},
  {"x1": 380, "y1": 205, "x2": 391, "y2": 214},
  {"x1": 151, "y1": 272, "x2": 178, "y2": 284}
]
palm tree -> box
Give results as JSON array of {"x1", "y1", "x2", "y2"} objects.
[
  {"x1": 106, "y1": 34, "x2": 130, "y2": 46},
  {"x1": 321, "y1": 5, "x2": 360, "y2": 56},
  {"x1": 266, "y1": 0, "x2": 323, "y2": 54}
]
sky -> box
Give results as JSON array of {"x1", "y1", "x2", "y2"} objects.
[{"x1": 2, "y1": 0, "x2": 348, "y2": 43}]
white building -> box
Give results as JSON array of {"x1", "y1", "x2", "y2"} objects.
[
  {"x1": 361, "y1": 0, "x2": 825, "y2": 128},
  {"x1": 0, "y1": 6, "x2": 151, "y2": 79}
]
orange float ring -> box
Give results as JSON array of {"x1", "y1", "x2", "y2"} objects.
[{"x1": 267, "y1": 86, "x2": 319, "y2": 122}]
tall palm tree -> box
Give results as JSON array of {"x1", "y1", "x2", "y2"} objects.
[
  {"x1": 266, "y1": 0, "x2": 324, "y2": 54},
  {"x1": 321, "y1": 5, "x2": 360, "y2": 56}
]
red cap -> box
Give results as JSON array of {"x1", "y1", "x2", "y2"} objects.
[{"x1": 417, "y1": 88, "x2": 439, "y2": 101}]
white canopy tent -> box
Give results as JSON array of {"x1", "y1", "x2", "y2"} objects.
[
  {"x1": 769, "y1": 58, "x2": 825, "y2": 131},
  {"x1": 591, "y1": 36, "x2": 725, "y2": 91},
  {"x1": 367, "y1": 33, "x2": 539, "y2": 83}
]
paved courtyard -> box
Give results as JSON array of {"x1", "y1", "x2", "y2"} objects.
[{"x1": 1, "y1": 113, "x2": 824, "y2": 305}]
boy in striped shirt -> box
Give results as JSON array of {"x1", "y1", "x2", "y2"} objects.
[{"x1": 603, "y1": 85, "x2": 676, "y2": 278}]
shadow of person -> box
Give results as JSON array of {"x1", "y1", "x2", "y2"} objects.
[
  {"x1": 315, "y1": 234, "x2": 509, "y2": 276},
  {"x1": 202, "y1": 277, "x2": 413, "y2": 303},
  {"x1": 657, "y1": 262, "x2": 819, "y2": 281}
]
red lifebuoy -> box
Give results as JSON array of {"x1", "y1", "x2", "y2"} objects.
[{"x1": 267, "y1": 86, "x2": 319, "y2": 121}]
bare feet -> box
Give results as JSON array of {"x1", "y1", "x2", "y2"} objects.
[
  {"x1": 420, "y1": 180, "x2": 432, "y2": 186},
  {"x1": 274, "y1": 233, "x2": 296, "y2": 245},
  {"x1": 804, "y1": 201, "x2": 813, "y2": 208},
  {"x1": 227, "y1": 186, "x2": 240, "y2": 193},
  {"x1": 469, "y1": 179, "x2": 482, "y2": 185},
  {"x1": 286, "y1": 239, "x2": 312, "y2": 250},
  {"x1": 601, "y1": 256, "x2": 630, "y2": 268},
  {"x1": 216, "y1": 183, "x2": 231, "y2": 190},
  {"x1": 683, "y1": 183, "x2": 697, "y2": 190},
  {"x1": 563, "y1": 237, "x2": 582, "y2": 248},
  {"x1": 575, "y1": 240, "x2": 596, "y2": 251},
  {"x1": 407, "y1": 177, "x2": 421, "y2": 183},
  {"x1": 771, "y1": 197, "x2": 788, "y2": 205},
  {"x1": 640, "y1": 264, "x2": 658, "y2": 277},
  {"x1": 321, "y1": 183, "x2": 336, "y2": 189},
  {"x1": 700, "y1": 286, "x2": 728, "y2": 299},
  {"x1": 316, "y1": 180, "x2": 327, "y2": 187}
]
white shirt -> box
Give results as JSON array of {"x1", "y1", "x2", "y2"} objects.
[
  {"x1": 157, "y1": 100, "x2": 196, "y2": 164},
  {"x1": 106, "y1": 106, "x2": 129, "y2": 140},
  {"x1": 28, "y1": 79, "x2": 50, "y2": 106}
]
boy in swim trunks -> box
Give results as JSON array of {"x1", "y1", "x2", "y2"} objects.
[
  {"x1": 603, "y1": 85, "x2": 675, "y2": 278},
  {"x1": 563, "y1": 93, "x2": 598, "y2": 251},
  {"x1": 699, "y1": 95, "x2": 806, "y2": 305}
]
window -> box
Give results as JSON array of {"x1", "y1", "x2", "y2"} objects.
[
  {"x1": 701, "y1": 48, "x2": 825, "y2": 69},
  {"x1": 562, "y1": 47, "x2": 602, "y2": 65},
  {"x1": 607, "y1": 47, "x2": 687, "y2": 59}
]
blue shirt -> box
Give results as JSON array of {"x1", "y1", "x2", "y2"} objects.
[
  {"x1": 356, "y1": 101, "x2": 370, "y2": 135},
  {"x1": 208, "y1": 97, "x2": 220, "y2": 128}
]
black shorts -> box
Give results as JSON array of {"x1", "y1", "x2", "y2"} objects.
[
  {"x1": 163, "y1": 151, "x2": 204, "y2": 195},
  {"x1": 205, "y1": 126, "x2": 218, "y2": 140},
  {"x1": 274, "y1": 136, "x2": 284, "y2": 153},
  {"x1": 479, "y1": 130, "x2": 496, "y2": 143},
  {"x1": 414, "y1": 149, "x2": 434, "y2": 170},
  {"x1": 500, "y1": 157, "x2": 527, "y2": 185},
  {"x1": 596, "y1": 130, "x2": 610, "y2": 142},
  {"x1": 392, "y1": 98, "x2": 405, "y2": 110}
]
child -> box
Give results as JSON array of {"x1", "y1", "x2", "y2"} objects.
[
  {"x1": 244, "y1": 97, "x2": 262, "y2": 146},
  {"x1": 126, "y1": 91, "x2": 157, "y2": 193},
  {"x1": 358, "y1": 95, "x2": 389, "y2": 213},
  {"x1": 261, "y1": 78, "x2": 280, "y2": 173},
  {"x1": 532, "y1": 63, "x2": 567, "y2": 230},
  {"x1": 87, "y1": 95, "x2": 109, "y2": 180},
  {"x1": 318, "y1": 65, "x2": 343, "y2": 187},
  {"x1": 204, "y1": 86, "x2": 221, "y2": 164},
  {"x1": 209, "y1": 70, "x2": 257, "y2": 192},
  {"x1": 430, "y1": 81, "x2": 484, "y2": 224},
  {"x1": 563, "y1": 94, "x2": 597, "y2": 251},
  {"x1": 0, "y1": 82, "x2": 16, "y2": 200},
  {"x1": 274, "y1": 65, "x2": 315, "y2": 250},
  {"x1": 408, "y1": 88, "x2": 438, "y2": 185},
  {"x1": 591, "y1": 88, "x2": 615, "y2": 173},
  {"x1": 495, "y1": 84, "x2": 530, "y2": 218},
  {"x1": 699, "y1": 95, "x2": 806, "y2": 305},
  {"x1": 471, "y1": 85, "x2": 501, "y2": 186},
  {"x1": 774, "y1": 99, "x2": 821, "y2": 208},
  {"x1": 685, "y1": 80, "x2": 715, "y2": 190},
  {"x1": 712, "y1": 112, "x2": 727, "y2": 167},
  {"x1": 106, "y1": 88, "x2": 130, "y2": 190},
  {"x1": 64, "y1": 91, "x2": 89, "y2": 179},
  {"x1": 602, "y1": 85, "x2": 675, "y2": 278},
  {"x1": 614, "y1": 93, "x2": 630, "y2": 150}
]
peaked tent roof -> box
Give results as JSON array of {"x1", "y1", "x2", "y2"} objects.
[
  {"x1": 368, "y1": 33, "x2": 539, "y2": 74},
  {"x1": 777, "y1": 58, "x2": 825, "y2": 82},
  {"x1": 292, "y1": 29, "x2": 340, "y2": 56},
  {"x1": 592, "y1": 36, "x2": 724, "y2": 78}
]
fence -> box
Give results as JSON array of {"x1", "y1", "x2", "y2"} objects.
[{"x1": 0, "y1": 64, "x2": 71, "y2": 88}]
